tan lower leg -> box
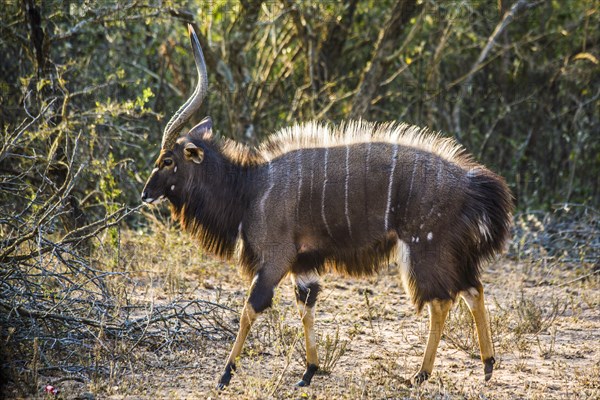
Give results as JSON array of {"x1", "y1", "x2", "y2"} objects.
[
  {"x1": 416, "y1": 299, "x2": 452, "y2": 380},
  {"x1": 297, "y1": 302, "x2": 319, "y2": 367},
  {"x1": 460, "y1": 286, "x2": 495, "y2": 379},
  {"x1": 226, "y1": 303, "x2": 257, "y2": 365},
  {"x1": 218, "y1": 303, "x2": 258, "y2": 388}
]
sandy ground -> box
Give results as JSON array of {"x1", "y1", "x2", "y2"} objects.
[{"x1": 74, "y1": 253, "x2": 600, "y2": 400}]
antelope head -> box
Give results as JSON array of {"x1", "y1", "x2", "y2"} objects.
[{"x1": 141, "y1": 24, "x2": 210, "y2": 205}]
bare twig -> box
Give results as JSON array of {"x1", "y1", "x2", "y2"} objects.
[
  {"x1": 451, "y1": 0, "x2": 543, "y2": 140},
  {"x1": 0, "y1": 98, "x2": 57, "y2": 163}
]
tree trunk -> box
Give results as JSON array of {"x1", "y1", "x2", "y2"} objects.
[{"x1": 349, "y1": 0, "x2": 420, "y2": 119}]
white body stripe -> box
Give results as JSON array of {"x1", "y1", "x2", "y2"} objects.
[
  {"x1": 321, "y1": 148, "x2": 333, "y2": 237},
  {"x1": 404, "y1": 153, "x2": 419, "y2": 218},
  {"x1": 436, "y1": 157, "x2": 442, "y2": 187},
  {"x1": 296, "y1": 150, "x2": 303, "y2": 221},
  {"x1": 384, "y1": 144, "x2": 398, "y2": 232},
  {"x1": 366, "y1": 142, "x2": 371, "y2": 175},
  {"x1": 344, "y1": 145, "x2": 352, "y2": 237},
  {"x1": 309, "y1": 150, "x2": 315, "y2": 218},
  {"x1": 260, "y1": 162, "x2": 274, "y2": 217},
  {"x1": 425, "y1": 158, "x2": 443, "y2": 222}
]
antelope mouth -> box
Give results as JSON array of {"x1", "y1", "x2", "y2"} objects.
[{"x1": 143, "y1": 195, "x2": 167, "y2": 205}]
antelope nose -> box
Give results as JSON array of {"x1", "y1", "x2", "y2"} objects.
[{"x1": 141, "y1": 191, "x2": 148, "y2": 201}]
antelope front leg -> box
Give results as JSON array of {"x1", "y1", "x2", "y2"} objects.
[
  {"x1": 291, "y1": 272, "x2": 321, "y2": 386},
  {"x1": 217, "y1": 302, "x2": 257, "y2": 389},
  {"x1": 413, "y1": 298, "x2": 452, "y2": 385},
  {"x1": 217, "y1": 271, "x2": 280, "y2": 389}
]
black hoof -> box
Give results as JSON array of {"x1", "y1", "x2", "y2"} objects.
[
  {"x1": 412, "y1": 370, "x2": 430, "y2": 385},
  {"x1": 484, "y1": 357, "x2": 495, "y2": 381},
  {"x1": 217, "y1": 362, "x2": 236, "y2": 389},
  {"x1": 296, "y1": 363, "x2": 318, "y2": 387}
]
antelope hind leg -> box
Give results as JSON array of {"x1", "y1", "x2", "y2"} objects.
[
  {"x1": 460, "y1": 285, "x2": 495, "y2": 381},
  {"x1": 291, "y1": 272, "x2": 321, "y2": 387},
  {"x1": 413, "y1": 298, "x2": 453, "y2": 385}
]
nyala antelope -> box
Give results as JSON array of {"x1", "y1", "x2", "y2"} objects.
[{"x1": 142, "y1": 25, "x2": 513, "y2": 389}]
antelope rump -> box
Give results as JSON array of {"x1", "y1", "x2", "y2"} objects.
[{"x1": 141, "y1": 25, "x2": 513, "y2": 389}]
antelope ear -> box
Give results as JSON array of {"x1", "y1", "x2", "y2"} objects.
[
  {"x1": 184, "y1": 142, "x2": 204, "y2": 164},
  {"x1": 189, "y1": 116, "x2": 213, "y2": 139}
]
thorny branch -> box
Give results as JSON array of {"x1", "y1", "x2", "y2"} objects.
[{"x1": 0, "y1": 94, "x2": 235, "y2": 392}]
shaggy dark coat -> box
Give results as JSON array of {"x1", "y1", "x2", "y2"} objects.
[{"x1": 165, "y1": 120, "x2": 512, "y2": 311}]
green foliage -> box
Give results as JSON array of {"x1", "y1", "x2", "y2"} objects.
[{"x1": 0, "y1": 0, "x2": 598, "y2": 232}]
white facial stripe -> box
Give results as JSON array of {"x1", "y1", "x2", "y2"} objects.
[
  {"x1": 174, "y1": 166, "x2": 177, "y2": 173},
  {"x1": 170, "y1": 185, "x2": 175, "y2": 191}
]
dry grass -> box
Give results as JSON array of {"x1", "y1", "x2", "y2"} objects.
[{"x1": 3, "y1": 207, "x2": 599, "y2": 399}]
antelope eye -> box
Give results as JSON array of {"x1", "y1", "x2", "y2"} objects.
[{"x1": 163, "y1": 159, "x2": 173, "y2": 167}]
